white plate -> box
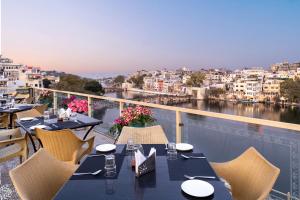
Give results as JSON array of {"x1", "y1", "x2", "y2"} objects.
[
  {"x1": 9, "y1": 108, "x2": 19, "y2": 110},
  {"x1": 30, "y1": 125, "x2": 47, "y2": 130},
  {"x1": 20, "y1": 117, "x2": 35, "y2": 121},
  {"x1": 176, "y1": 143, "x2": 194, "y2": 151},
  {"x1": 95, "y1": 144, "x2": 116, "y2": 152},
  {"x1": 181, "y1": 180, "x2": 214, "y2": 197}
]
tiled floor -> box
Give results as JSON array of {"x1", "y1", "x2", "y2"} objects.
[{"x1": 0, "y1": 129, "x2": 114, "y2": 200}]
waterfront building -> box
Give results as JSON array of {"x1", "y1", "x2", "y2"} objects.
[
  {"x1": 262, "y1": 79, "x2": 283, "y2": 99},
  {"x1": 245, "y1": 80, "x2": 263, "y2": 100},
  {"x1": 233, "y1": 81, "x2": 246, "y2": 93}
]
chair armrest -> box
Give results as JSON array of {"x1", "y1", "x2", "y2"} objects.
[
  {"x1": 0, "y1": 136, "x2": 27, "y2": 148},
  {"x1": 71, "y1": 136, "x2": 95, "y2": 164},
  {"x1": 0, "y1": 128, "x2": 22, "y2": 138},
  {"x1": 84, "y1": 136, "x2": 95, "y2": 154}
]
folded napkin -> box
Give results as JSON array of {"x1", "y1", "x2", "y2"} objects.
[{"x1": 30, "y1": 125, "x2": 48, "y2": 130}]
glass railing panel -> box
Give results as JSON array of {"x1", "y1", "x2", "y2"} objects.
[
  {"x1": 151, "y1": 108, "x2": 176, "y2": 142},
  {"x1": 181, "y1": 113, "x2": 300, "y2": 199},
  {"x1": 92, "y1": 99, "x2": 119, "y2": 139}
]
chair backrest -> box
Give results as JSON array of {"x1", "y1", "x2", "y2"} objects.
[
  {"x1": 34, "y1": 104, "x2": 48, "y2": 114},
  {"x1": 116, "y1": 125, "x2": 168, "y2": 144},
  {"x1": 35, "y1": 129, "x2": 82, "y2": 162},
  {"x1": 16, "y1": 109, "x2": 42, "y2": 119},
  {"x1": 223, "y1": 147, "x2": 280, "y2": 200},
  {"x1": 9, "y1": 148, "x2": 76, "y2": 200},
  {"x1": 25, "y1": 97, "x2": 34, "y2": 104}
]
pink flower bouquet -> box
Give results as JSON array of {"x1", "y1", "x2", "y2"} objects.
[
  {"x1": 110, "y1": 105, "x2": 155, "y2": 134},
  {"x1": 67, "y1": 99, "x2": 88, "y2": 113}
]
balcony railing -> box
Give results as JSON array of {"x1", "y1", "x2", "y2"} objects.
[{"x1": 32, "y1": 87, "x2": 300, "y2": 200}]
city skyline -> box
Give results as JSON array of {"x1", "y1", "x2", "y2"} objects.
[{"x1": 1, "y1": 0, "x2": 300, "y2": 74}]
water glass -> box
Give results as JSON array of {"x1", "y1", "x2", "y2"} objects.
[
  {"x1": 104, "y1": 155, "x2": 116, "y2": 177},
  {"x1": 126, "y1": 138, "x2": 135, "y2": 151},
  {"x1": 167, "y1": 142, "x2": 177, "y2": 160},
  {"x1": 43, "y1": 111, "x2": 50, "y2": 123},
  {"x1": 134, "y1": 144, "x2": 144, "y2": 155},
  {"x1": 70, "y1": 112, "x2": 77, "y2": 122}
]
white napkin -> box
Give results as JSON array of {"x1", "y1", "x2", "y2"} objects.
[
  {"x1": 58, "y1": 108, "x2": 66, "y2": 118},
  {"x1": 66, "y1": 108, "x2": 72, "y2": 118},
  {"x1": 30, "y1": 125, "x2": 47, "y2": 130}
]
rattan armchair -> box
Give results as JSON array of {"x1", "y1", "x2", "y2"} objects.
[
  {"x1": 35, "y1": 129, "x2": 95, "y2": 164},
  {"x1": 15, "y1": 108, "x2": 42, "y2": 119},
  {"x1": 9, "y1": 148, "x2": 77, "y2": 200},
  {"x1": 211, "y1": 147, "x2": 280, "y2": 200},
  {"x1": 116, "y1": 125, "x2": 168, "y2": 144},
  {"x1": 0, "y1": 128, "x2": 27, "y2": 164},
  {"x1": 0, "y1": 113, "x2": 10, "y2": 128},
  {"x1": 34, "y1": 104, "x2": 48, "y2": 114}
]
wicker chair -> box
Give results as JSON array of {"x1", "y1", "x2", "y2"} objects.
[
  {"x1": 9, "y1": 148, "x2": 77, "y2": 200},
  {"x1": 34, "y1": 104, "x2": 48, "y2": 114},
  {"x1": 0, "y1": 113, "x2": 10, "y2": 128},
  {"x1": 0, "y1": 128, "x2": 28, "y2": 164},
  {"x1": 15, "y1": 108, "x2": 42, "y2": 119},
  {"x1": 35, "y1": 129, "x2": 95, "y2": 164},
  {"x1": 211, "y1": 147, "x2": 280, "y2": 200},
  {"x1": 116, "y1": 125, "x2": 168, "y2": 144}
]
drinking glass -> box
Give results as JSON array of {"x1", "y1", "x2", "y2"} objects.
[
  {"x1": 44, "y1": 111, "x2": 50, "y2": 123},
  {"x1": 70, "y1": 112, "x2": 77, "y2": 122},
  {"x1": 126, "y1": 138, "x2": 134, "y2": 151},
  {"x1": 167, "y1": 142, "x2": 177, "y2": 160},
  {"x1": 134, "y1": 144, "x2": 144, "y2": 155},
  {"x1": 104, "y1": 155, "x2": 117, "y2": 177}
]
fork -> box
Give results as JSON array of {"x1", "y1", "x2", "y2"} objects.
[
  {"x1": 88, "y1": 154, "x2": 105, "y2": 157},
  {"x1": 73, "y1": 169, "x2": 102, "y2": 176},
  {"x1": 184, "y1": 175, "x2": 216, "y2": 180},
  {"x1": 181, "y1": 154, "x2": 206, "y2": 159}
]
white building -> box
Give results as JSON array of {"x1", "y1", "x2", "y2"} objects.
[{"x1": 245, "y1": 80, "x2": 262, "y2": 98}]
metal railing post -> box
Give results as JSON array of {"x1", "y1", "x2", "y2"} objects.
[
  {"x1": 119, "y1": 102, "x2": 124, "y2": 116},
  {"x1": 88, "y1": 96, "x2": 92, "y2": 117},
  {"x1": 53, "y1": 91, "x2": 58, "y2": 110},
  {"x1": 176, "y1": 110, "x2": 182, "y2": 143}
]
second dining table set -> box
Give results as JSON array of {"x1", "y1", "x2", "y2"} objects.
[
  {"x1": 54, "y1": 142, "x2": 232, "y2": 200},
  {"x1": 15, "y1": 110, "x2": 102, "y2": 152}
]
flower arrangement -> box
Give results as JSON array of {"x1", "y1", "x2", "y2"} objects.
[
  {"x1": 67, "y1": 98, "x2": 88, "y2": 113},
  {"x1": 110, "y1": 105, "x2": 155, "y2": 134},
  {"x1": 38, "y1": 90, "x2": 53, "y2": 107},
  {"x1": 61, "y1": 95, "x2": 76, "y2": 109}
]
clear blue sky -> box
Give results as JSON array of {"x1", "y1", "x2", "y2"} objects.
[{"x1": 1, "y1": 0, "x2": 300, "y2": 74}]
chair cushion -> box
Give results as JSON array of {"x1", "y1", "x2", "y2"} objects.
[{"x1": 0, "y1": 144, "x2": 22, "y2": 159}]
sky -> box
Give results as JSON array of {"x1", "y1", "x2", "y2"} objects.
[{"x1": 1, "y1": 0, "x2": 300, "y2": 76}]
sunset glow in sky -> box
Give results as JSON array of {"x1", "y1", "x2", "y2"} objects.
[{"x1": 1, "y1": 0, "x2": 300, "y2": 74}]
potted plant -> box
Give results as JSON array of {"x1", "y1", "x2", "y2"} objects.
[
  {"x1": 110, "y1": 105, "x2": 156, "y2": 134},
  {"x1": 38, "y1": 90, "x2": 53, "y2": 107}
]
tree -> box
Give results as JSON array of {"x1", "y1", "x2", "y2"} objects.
[
  {"x1": 186, "y1": 72, "x2": 206, "y2": 87},
  {"x1": 84, "y1": 80, "x2": 104, "y2": 94},
  {"x1": 207, "y1": 88, "x2": 225, "y2": 98},
  {"x1": 54, "y1": 74, "x2": 104, "y2": 95},
  {"x1": 280, "y1": 78, "x2": 300, "y2": 102},
  {"x1": 42, "y1": 79, "x2": 52, "y2": 88},
  {"x1": 128, "y1": 74, "x2": 146, "y2": 89},
  {"x1": 113, "y1": 75, "x2": 125, "y2": 86}
]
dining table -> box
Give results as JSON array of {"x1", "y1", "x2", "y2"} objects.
[
  {"x1": 16, "y1": 113, "x2": 102, "y2": 152},
  {"x1": 54, "y1": 144, "x2": 232, "y2": 200},
  {"x1": 0, "y1": 103, "x2": 37, "y2": 128}
]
